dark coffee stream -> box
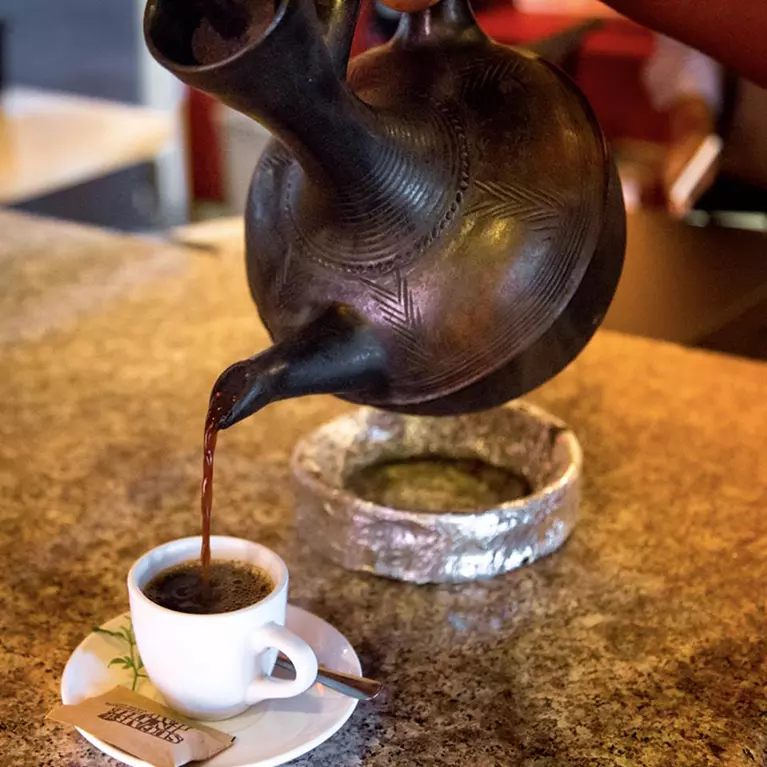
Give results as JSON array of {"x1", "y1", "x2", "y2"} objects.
[
  {"x1": 201, "y1": 393, "x2": 229, "y2": 580},
  {"x1": 201, "y1": 416, "x2": 218, "y2": 576},
  {"x1": 200, "y1": 363, "x2": 255, "y2": 581}
]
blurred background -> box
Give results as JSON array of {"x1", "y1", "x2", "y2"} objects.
[{"x1": 1, "y1": 0, "x2": 766, "y2": 359}]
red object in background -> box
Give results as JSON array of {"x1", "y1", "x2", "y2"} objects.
[
  {"x1": 477, "y1": 7, "x2": 667, "y2": 143},
  {"x1": 186, "y1": 88, "x2": 224, "y2": 202},
  {"x1": 351, "y1": 0, "x2": 377, "y2": 59},
  {"x1": 351, "y1": 1, "x2": 668, "y2": 144}
]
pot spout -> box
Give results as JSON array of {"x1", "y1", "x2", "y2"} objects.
[{"x1": 209, "y1": 304, "x2": 388, "y2": 431}]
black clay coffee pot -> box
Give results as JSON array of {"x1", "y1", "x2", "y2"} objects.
[{"x1": 145, "y1": 0, "x2": 625, "y2": 427}]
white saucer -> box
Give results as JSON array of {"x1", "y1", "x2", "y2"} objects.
[{"x1": 61, "y1": 605, "x2": 360, "y2": 767}]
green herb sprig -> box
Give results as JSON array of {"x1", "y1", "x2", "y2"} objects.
[{"x1": 92, "y1": 619, "x2": 147, "y2": 692}]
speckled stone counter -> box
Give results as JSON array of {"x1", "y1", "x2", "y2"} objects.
[{"x1": 1, "y1": 211, "x2": 766, "y2": 767}]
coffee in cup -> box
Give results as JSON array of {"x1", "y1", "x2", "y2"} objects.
[{"x1": 143, "y1": 560, "x2": 274, "y2": 614}]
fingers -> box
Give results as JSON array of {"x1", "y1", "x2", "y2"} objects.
[{"x1": 664, "y1": 133, "x2": 722, "y2": 218}]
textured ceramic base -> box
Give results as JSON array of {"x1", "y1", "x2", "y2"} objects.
[{"x1": 291, "y1": 402, "x2": 581, "y2": 584}]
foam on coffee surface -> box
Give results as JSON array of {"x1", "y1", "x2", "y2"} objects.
[{"x1": 144, "y1": 560, "x2": 274, "y2": 614}]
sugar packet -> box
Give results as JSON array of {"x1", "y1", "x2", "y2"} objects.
[{"x1": 48, "y1": 687, "x2": 234, "y2": 767}]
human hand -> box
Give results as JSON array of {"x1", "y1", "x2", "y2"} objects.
[
  {"x1": 660, "y1": 96, "x2": 720, "y2": 218},
  {"x1": 663, "y1": 132, "x2": 721, "y2": 218}
]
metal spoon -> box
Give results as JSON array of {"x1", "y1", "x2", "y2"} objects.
[{"x1": 275, "y1": 654, "x2": 383, "y2": 701}]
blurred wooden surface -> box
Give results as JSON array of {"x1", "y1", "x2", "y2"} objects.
[
  {"x1": 0, "y1": 87, "x2": 174, "y2": 205},
  {"x1": 605, "y1": 212, "x2": 767, "y2": 356}
]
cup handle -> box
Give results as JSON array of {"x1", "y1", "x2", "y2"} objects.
[{"x1": 245, "y1": 622, "x2": 318, "y2": 703}]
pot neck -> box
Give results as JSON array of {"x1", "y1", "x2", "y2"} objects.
[{"x1": 393, "y1": 0, "x2": 485, "y2": 48}]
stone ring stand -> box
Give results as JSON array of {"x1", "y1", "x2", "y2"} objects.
[{"x1": 291, "y1": 402, "x2": 581, "y2": 584}]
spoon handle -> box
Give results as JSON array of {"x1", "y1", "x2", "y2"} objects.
[{"x1": 275, "y1": 654, "x2": 383, "y2": 701}]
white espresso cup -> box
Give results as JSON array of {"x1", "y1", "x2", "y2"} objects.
[{"x1": 128, "y1": 535, "x2": 318, "y2": 720}]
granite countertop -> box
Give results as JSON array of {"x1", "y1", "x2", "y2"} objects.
[{"x1": 1, "y1": 211, "x2": 766, "y2": 766}]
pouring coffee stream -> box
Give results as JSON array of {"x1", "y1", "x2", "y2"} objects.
[
  {"x1": 144, "y1": 0, "x2": 626, "y2": 571},
  {"x1": 201, "y1": 304, "x2": 388, "y2": 574}
]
